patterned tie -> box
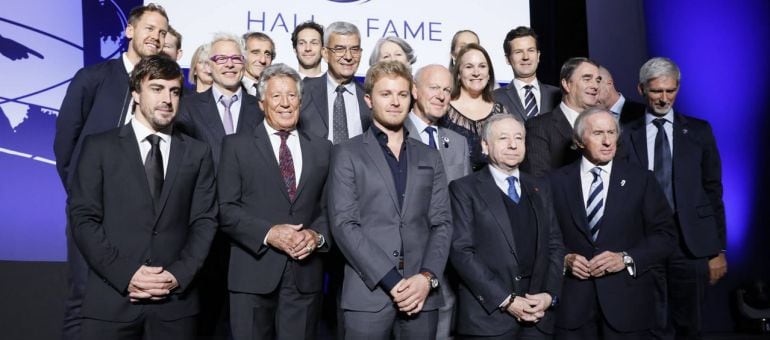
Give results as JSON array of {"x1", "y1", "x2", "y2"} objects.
[
  {"x1": 220, "y1": 95, "x2": 236, "y2": 135},
  {"x1": 652, "y1": 118, "x2": 674, "y2": 209},
  {"x1": 275, "y1": 131, "x2": 297, "y2": 201},
  {"x1": 332, "y1": 85, "x2": 349, "y2": 144},
  {"x1": 586, "y1": 167, "x2": 604, "y2": 241},
  {"x1": 523, "y1": 85, "x2": 538, "y2": 118},
  {"x1": 506, "y1": 176, "x2": 520, "y2": 204},
  {"x1": 425, "y1": 126, "x2": 438, "y2": 150},
  {"x1": 144, "y1": 134, "x2": 164, "y2": 205}
]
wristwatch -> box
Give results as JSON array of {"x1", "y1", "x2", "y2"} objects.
[
  {"x1": 316, "y1": 233, "x2": 325, "y2": 249},
  {"x1": 622, "y1": 251, "x2": 635, "y2": 276},
  {"x1": 420, "y1": 271, "x2": 439, "y2": 289},
  {"x1": 550, "y1": 294, "x2": 559, "y2": 308}
]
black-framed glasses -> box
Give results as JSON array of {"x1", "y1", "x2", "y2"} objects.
[
  {"x1": 209, "y1": 54, "x2": 245, "y2": 64},
  {"x1": 327, "y1": 46, "x2": 362, "y2": 57}
]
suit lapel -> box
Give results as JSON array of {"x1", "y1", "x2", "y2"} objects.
[
  {"x1": 119, "y1": 125, "x2": 152, "y2": 203},
  {"x1": 363, "y1": 130, "x2": 401, "y2": 214},
  {"x1": 154, "y1": 131, "x2": 186, "y2": 222},
  {"x1": 294, "y1": 131, "x2": 315, "y2": 201},
  {"x1": 672, "y1": 113, "x2": 696, "y2": 182},
  {"x1": 504, "y1": 84, "x2": 527, "y2": 121},
  {"x1": 628, "y1": 119, "x2": 649, "y2": 169},
  {"x1": 236, "y1": 94, "x2": 259, "y2": 133},
  {"x1": 553, "y1": 107, "x2": 573, "y2": 140},
  {"x1": 563, "y1": 163, "x2": 592, "y2": 242},
  {"x1": 200, "y1": 91, "x2": 227, "y2": 141},
  {"x1": 520, "y1": 174, "x2": 542, "y2": 253},
  {"x1": 477, "y1": 168, "x2": 519, "y2": 262},
  {"x1": 355, "y1": 81, "x2": 371, "y2": 130},
  {"x1": 314, "y1": 75, "x2": 330, "y2": 131},
  {"x1": 254, "y1": 123, "x2": 292, "y2": 203},
  {"x1": 597, "y1": 162, "x2": 628, "y2": 243}
]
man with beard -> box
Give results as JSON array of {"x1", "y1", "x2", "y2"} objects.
[{"x1": 292, "y1": 21, "x2": 325, "y2": 79}]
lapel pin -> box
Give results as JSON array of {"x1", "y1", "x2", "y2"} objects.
[
  {"x1": 683, "y1": 128, "x2": 688, "y2": 134},
  {"x1": 620, "y1": 179, "x2": 626, "y2": 187},
  {"x1": 442, "y1": 136, "x2": 450, "y2": 148}
]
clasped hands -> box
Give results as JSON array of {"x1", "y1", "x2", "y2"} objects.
[
  {"x1": 565, "y1": 251, "x2": 625, "y2": 279},
  {"x1": 267, "y1": 224, "x2": 318, "y2": 260},
  {"x1": 506, "y1": 293, "x2": 552, "y2": 323},
  {"x1": 389, "y1": 274, "x2": 431, "y2": 316},
  {"x1": 128, "y1": 265, "x2": 178, "y2": 303}
]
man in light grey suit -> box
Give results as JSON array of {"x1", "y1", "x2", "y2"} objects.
[{"x1": 329, "y1": 61, "x2": 453, "y2": 339}]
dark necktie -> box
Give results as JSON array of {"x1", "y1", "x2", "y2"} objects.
[
  {"x1": 652, "y1": 118, "x2": 674, "y2": 209},
  {"x1": 144, "y1": 134, "x2": 164, "y2": 204},
  {"x1": 275, "y1": 131, "x2": 297, "y2": 201},
  {"x1": 333, "y1": 85, "x2": 349, "y2": 144},
  {"x1": 506, "y1": 176, "x2": 520, "y2": 203},
  {"x1": 523, "y1": 85, "x2": 538, "y2": 118},
  {"x1": 425, "y1": 126, "x2": 438, "y2": 150},
  {"x1": 220, "y1": 95, "x2": 235, "y2": 135},
  {"x1": 586, "y1": 167, "x2": 604, "y2": 241}
]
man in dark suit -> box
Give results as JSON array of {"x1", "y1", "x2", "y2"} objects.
[
  {"x1": 218, "y1": 64, "x2": 332, "y2": 340},
  {"x1": 299, "y1": 21, "x2": 371, "y2": 143},
  {"x1": 619, "y1": 57, "x2": 727, "y2": 340},
  {"x1": 329, "y1": 61, "x2": 452, "y2": 339},
  {"x1": 240, "y1": 32, "x2": 275, "y2": 96},
  {"x1": 493, "y1": 26, "x2": 561, "y2": 122},
  {"x1": 551, "y1": 108, "x2": 677, "y2": 339},
  {"x1": 521, "y1": 57, "x2": 601, "y2": 177},
  {"x1": 596, "y1": 66, "x2": 645, "y2": 124},
  {"x1": 68, "y1": 55, "x2": 217, "y2": 339},
  {"x1": 53, "y1": 4, "x2": 170, "y2": 339},
  {"x1": 450, "y1": 114, "x2": 564, "y2": 339}
]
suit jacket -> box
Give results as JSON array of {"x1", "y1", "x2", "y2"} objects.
[
  {"x1": 68, "y1": 124, "x2": 218, "y2": 322},
  {"x1": 550, "y1": 160, "x2": 677, "y2": 332},
  {"x1": 449, "y1": 168, "x2": 564, "y2": 336},
  {"x1": 55, "y1": 58, "x2": 133, "y2": 191},
  {"x1": 404, "y1": 117, "x2": 471, "y2": 182},
  {"x1": 299, "y1": 73, "x2": 372, "y2": 140},
  {"x1": 328, "y1": 128, "x2": 453, "y2": 312},
  {"x1": 619, "y1": 113, "x2": 725, "y2": 257},
  {"x1": 176, "y1": 87, "x2": 264, "y2": 166},
  {"x1": 521, "y1": 106, "x2": 580, "y2": 177},
  {"x1": 493, "y1": 82, "x2": 561, "y2": 122},
  {"x1": 218, "y1": 122, "x2": 333, "y2": 294},
  {"x1": 618, "y1": 100, "x2": 646, "y2": 125}
]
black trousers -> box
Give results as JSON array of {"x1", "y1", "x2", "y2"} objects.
[{"x1": 81, "y1": 311, "x2": 196, "y2": 340}]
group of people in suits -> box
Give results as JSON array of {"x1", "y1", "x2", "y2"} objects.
[{"x1": 54, "y1": 3, "x2": 728, "y2": 340}]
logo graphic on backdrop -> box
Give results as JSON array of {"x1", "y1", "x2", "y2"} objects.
[{"x1": 327, "y1": 0, "x2": 373, "y2": 3}]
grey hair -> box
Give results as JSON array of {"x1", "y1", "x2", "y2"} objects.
[
  {"x1": 368, "y1": 36, "x2": 417, "y2": 66},
  {"x1": 188, "y1": 43, "x2": 210, "y2": 86},
  {"x1": 481, "y1": 113, "x2": 524, "y2": 142},
  {"x1": 639, "y1": 57, "x2": 681, "y2": 88},
  {"x1": 257, "y1": 63, "x2": 303, "y2": 101},
  {"x1": 572, "y1": 107, "x2": 620, "y2": 146},
  {"x1": 323, "y1": 21, "x2": 360, "y2": 46},
  {"x1": 209, "y1": 32, "x2": 246, "y2": 55}
]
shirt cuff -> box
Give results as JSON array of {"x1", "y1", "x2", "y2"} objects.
[{"x1": 379, "y1": 268, "x2": 403, "y2": 293}]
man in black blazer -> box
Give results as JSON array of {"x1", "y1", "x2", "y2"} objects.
[
  {"x1": 450, "y1": 114, "x2": 564, "y2": 339},
  {"x1": 596, "y1": 66, "x2": 645, "y2": 124},
  {"x1": 69, "y1": 55, "x2": 217, "y2": 339},
  {"x1": 53, "y1": 5, "x2": 170, "y2": 339},
  {"x1": 299, "y1": 21, "x2": 371, "y2": 143},
  {"x1": 493, "y1": 26, "x2": 561, "y2": 121},
  {"x1": 551, "y1": 108, "x2": 677, "y2": 339},
  {"x1": 218, "y1": 64, "x2": 332, "y2": 340},
  {"x1": 619, "y1": 57, "x2": 727, "y2": 340},
  {"x1": 521, "y1": 57, "x2": 601, "y2": 177}
]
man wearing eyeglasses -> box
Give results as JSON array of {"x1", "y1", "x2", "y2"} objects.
[
  {"x1": 299, "y1": 21, "x2": 371, "y2": 144},
  {"x1": 241, "y1": 32, "x2": 275, "y2": 96}
]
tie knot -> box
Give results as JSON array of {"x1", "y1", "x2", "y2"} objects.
[
  {"x1": 523, "y1": 84, "x2": 533, "y2": 91},
  {"x1": 275, "y1": 130, "x2": 291, "y2": 140},
  {"x1": 220, "y1": 95, "x2": 236, "y2": 108},
  {"x1": 146, "y1": 134, "x2": 161, "y2": 147},
  {"x1": 506, "y1": 175, "x2": 518, "y2": 187},
  {"x1": 335, "y1": 85, "x2": 346, "y2": 94},
  {"x1": 425, "y1": 126, "x2": 436, "y2": 135},
  {"x1": 653, "y1": 118, "x2": 667, "y2": 129},
  {"x1": 591, "y1": 167, "x2": 602, "y2": 178}
]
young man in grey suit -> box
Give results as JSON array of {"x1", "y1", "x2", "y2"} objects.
[
  {"x1": 329, "y1": 61, "x2": 453, "y2": 339},
  {"x1": 493, "y1": 27, "x2": 561, "y2": 122}
]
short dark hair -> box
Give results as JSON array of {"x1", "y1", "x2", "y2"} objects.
[
  {"x1": 291, "y1": 21, "x2": 324, "y2": 49},
  {"x1": 559, "y1": 57, "x2": 600, "y2": 95},
  {"x1": 451, "y1": 43, "x2": 496, "y2": 102},
  {"x1": 130, "y1": 55, "x2": 183, "y2": 93},
  {"x1": 243, "y1": 32, "x2": 276, "y2": 58},
  {"x1": 127, "y1": 3, "x2": 168, "y2": 27},
  {"x1": 503, "y1": 26, "x2": 538, "y2": 57},
  {"x1": 166, "y1": 25, "x2": 182, "y2": 49}
]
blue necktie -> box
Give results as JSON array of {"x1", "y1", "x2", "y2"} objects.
[
  {"x1": 506, "y1": 176, "x2": 520, "y2": 203},
  {"x1": 652, "y1": 118, "x2": 674, "y2": 209},
  {"x1": 425, "y1": 126, "x2": 438, "y2": 150},
  {"x1": 586, "y1": 167, "x2": 604, "y2": 241},
  {"x1": 523, "y1": 85, "x2": 538, "y2": 118}
]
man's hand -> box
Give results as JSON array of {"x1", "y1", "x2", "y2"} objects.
[
  {"x1": 525, "y1": 293, "x2": 553, "y2": 315},
  {"x1": 393, "y1": 274, "x2": 431, "y2": 315},
  {"x1": 128, "y1": 265, "x2": 174, "y2": 302},
  {"x1": 588, "y1": 251, "x2": 625, "y2": 277},
  {"x1": 266, "y1": 224, "x2": 303, "y2": 256},
  {"x1": 290, "y1": 229, "x2": 319, "y2": 260},
  {"x1": 506, "y1": 296, "x2": 541, "y2": 322},
  {"x1": 565, "y1": 253, "x2": 591, "y2": 279},
  {"x1": 708, "y1": 252, "x2": 727, "y2": 285}
]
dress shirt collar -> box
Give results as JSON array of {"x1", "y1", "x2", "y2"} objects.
[
  {"x1": 513, "y1": 78, "x2": 540, "y2": 93},
  {"x1": 645, "y1": 108, "x2": 675, "y2": 126},
  {"x1": 559, "y1": 102, "x2": 581, "y2": 127},
  {"x1": 211, "y1": 84, "x2": 242, "y2": 104},
  {"x1": 488, "y1": 163, "x2": 521, "y2": 192},
  {"x1": 326, "y1": 73, "x2": 355, "y2": 95},
  {"x1": 408, "y1": 112, "x2": 435, "y2": 132},
  {"x1": 264, "y1": 121, "x2": 297, "y2": 138},
  {"x1": 241, "y1": 76, "x2": 258, "y2": 95},
  {"x1": 610, "y1": 94, "x2": 626, "y2": 115},
  {"x1": 131, "y1": 118, "x2": 171, "y2": 145},
  {"x1": 122, "y1": 53, "x2": 134, "y2": 75},
  {"x1": 580, "y1": 156, "x2": 612, "y2": 176}
]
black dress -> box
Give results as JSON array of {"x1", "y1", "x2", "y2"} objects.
[{"x1": 439, "y1": 102, "x2": 507, "y2": 171}]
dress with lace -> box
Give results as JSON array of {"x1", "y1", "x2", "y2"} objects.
[{"x1": 438, "y1": 102, "x2": 507, "y2": 171}]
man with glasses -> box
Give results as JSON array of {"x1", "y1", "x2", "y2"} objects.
[
  {"x1": 299, "y1": 21, "x2": 371, "y2": 144},
  {"x1": 241, "y1": 32, "x2": 275, "y2": 96}
]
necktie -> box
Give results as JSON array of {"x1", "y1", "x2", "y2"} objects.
[
  {"x1": 253, "y1": 83, "x2": 259, "y2": 97},
  {"x1": 220, "y1": 95, "x2": 236, "y2": 135},
  {"x1": 652, "y1": 118, "x2": 674, "y2": 209},
  {"x1": 506, "y1": 176, "x2": 520, "y2": 204},
  {"x1": 333, "y1": 85, "x2": 349, "y2": 144},
  {"x1": 523, "y1": 85, "x2": 538, "y2": 118},
  {"x1": 425, "y1": 126, "x2": 438, "y2": 150},
  {"x1": 144, "y1": 134, "x2": 164, "y2": 205},
  {"x1": 275, "y1": 131, "x2": 297, "y2": 201},
  {"x1": 586, "y1": 167, "x2": 604, "y2": 241}
]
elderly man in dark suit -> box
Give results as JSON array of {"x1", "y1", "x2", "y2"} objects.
[
  {"x1": 218, "y1": 63, "x2": 332, "y2": 340},
  {"x1": 619, "y1": 57, "x2": 727, "y2": 340},
  {"x1": 450, "y1": 114, "x2": 564, "y2": 339},
  {"x1": 521, "y1": 57, "x2": 601, "y2": 177},
  {"x1": 550, "y1": 108, "x2": 677, "y2": 340},
  {"x1": 68, "y1": 55, "x2": 217, "y2": 340},
  {"x1": 329, "y1": 61, "x2": 452, "y2": 339},
  {"x1": 493, "y1": 26, "x2": 561, "y2": 122}
]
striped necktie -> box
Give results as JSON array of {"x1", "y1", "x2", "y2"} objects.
[
  {"x1": 586, "y1": 167, "x2": 604, "y2": 241},
  {"x1": 523, "y1": 85, "x2": 538, "y2": 118}
]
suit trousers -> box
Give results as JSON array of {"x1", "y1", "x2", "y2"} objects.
[
  {"x1": 63, "y1": 219, "x2": 88, "y2": 340},
  {"x1": 81, "y1": 310, "x2": 196, "y2": 340},
  {"x1": 344, "y1": 306, "x2": 438, "y2": 340},
  {"x1": 230, "y1": 261, "x2": 322, "y2": 340},
  {"x1": 555, "y1": 293, "x2": 653, "y2": 340},
  {"x1": 457, "y1": 323, "x2": 549, "y2": 340}
]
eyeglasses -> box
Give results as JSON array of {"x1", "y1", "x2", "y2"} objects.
[
  {"x1": 327, "y1": 46, "x2": 362, "y2": 57},
  {"x1": 209, "y1": 54, "x2": 245, "y2": 64}
]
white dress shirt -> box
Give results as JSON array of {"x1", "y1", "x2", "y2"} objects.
[
  {"x1": 325, "y1": 74, "x2": 363, "y2": 142},
  {"x1": 609, "y1": 94, "x2": 626, "y2": 116},
  {"x1": 241, "y1": 76, "x2": 259, "y2": 97},
  {"x1": 488, "y1": 164, "x2": 521, "y2": 199},
  {"x1": 644, "y1": 109, "x2": 675, "y2": 171},
  {"x1": 132, "y1": 118, "x2": 171, "y2": 177},
  {"x1": 407, "y1": 112, "x2": 440, "y2": 147},
  {"x1": 579, "y1": 157, "x2": 611, "y2": 210},
  {"x1": 264, "y1": 123, "x2": 303, "y2": 184},
  {"x1": 513, "y1": 78, "x2": 541, "y2": 111},
  {"x1": 559, "y1": 102, "x2": 581, "y2": 128},
  {"x1": 211, "y1": 85, "x2": 243, "y2": 132}
]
